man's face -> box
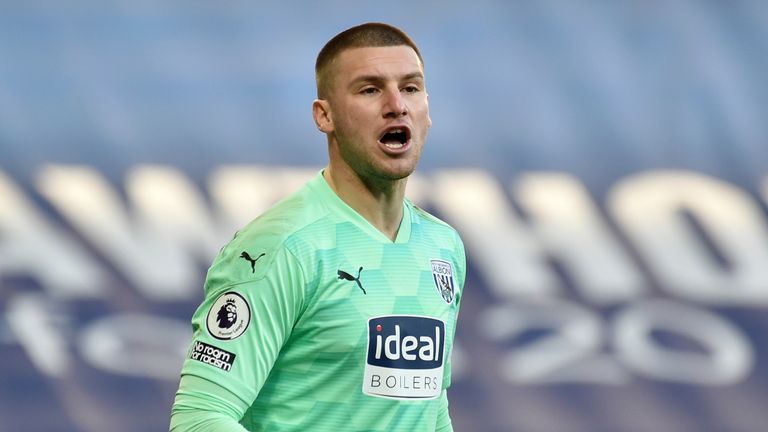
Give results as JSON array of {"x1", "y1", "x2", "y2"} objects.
[{"x1": 320, "y1": 45, "x2": 431, "y2": 183}]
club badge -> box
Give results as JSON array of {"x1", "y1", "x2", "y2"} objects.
[
  {"x1": 430, "y1": 259, "x2": 455, "y2": 304},
  {"x1": 206, "y1": 291, "x2": 251, "y2": 340}
]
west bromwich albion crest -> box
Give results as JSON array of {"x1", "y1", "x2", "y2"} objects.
[{"x1": 430, "y1": 259, "x2": 455, "y2": 304}]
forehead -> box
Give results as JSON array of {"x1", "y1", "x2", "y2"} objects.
[{"x1": 332, "y1": 45, "x2": 423, "y2": 80}]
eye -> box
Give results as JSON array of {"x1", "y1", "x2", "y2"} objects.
[
  {"x1": 360, "y1": 87, "x2": 379, "y2": 95},
  {"x1": 402, "y1": 85, "x2": 421, "y2": 94}
]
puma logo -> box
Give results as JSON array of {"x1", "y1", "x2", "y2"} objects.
[
  {"x1": 240, "y1": 251, "x2": 266, "y2": 273},
  {"x1": 337, "y1": 266, "x2": 366, "y2": 295}
]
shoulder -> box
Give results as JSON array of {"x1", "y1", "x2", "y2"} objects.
[
  {"x1": 237, "y1": 184, "x2": 328, "y2": 250},
  {"x1": 408, "y1": 200, "x2": 467, "y2": 278},
  {"x1": 204, "y1": 182, "x2": 331, "y2": 293},
  {"x1": 409, "y1": 200, "x2": 463, "y2": 243}
]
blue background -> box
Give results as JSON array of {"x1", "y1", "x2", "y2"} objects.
[{"x1": 2, "y1": 1, "x2": 768, "y2": 431}]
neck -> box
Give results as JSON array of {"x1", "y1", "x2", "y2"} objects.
[{"x1": 323, "y1": 164, "x2": 407, "y2": 242}]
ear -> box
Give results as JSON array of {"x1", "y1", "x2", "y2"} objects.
[
  {"x1": 312, "y1": 99, "x2": 334, "y2": 133},
  {"x1": 426, "y1": 93, "x2": 432, "y2": 129}
]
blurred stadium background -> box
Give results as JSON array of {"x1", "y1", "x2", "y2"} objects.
[{"x1": 2, "y1": 1, "x2": 768, "y2": 431}]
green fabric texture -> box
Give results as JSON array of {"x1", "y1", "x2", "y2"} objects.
[{"x1": 172, "y1": 172, "x2": 465, "y2": 431}]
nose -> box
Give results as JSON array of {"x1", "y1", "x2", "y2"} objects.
[{"x1": 382, "y1": 88, "x2": 407, "y2": 118}]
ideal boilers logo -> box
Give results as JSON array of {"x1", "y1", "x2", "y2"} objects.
[{"x1": 363, "y1": 315, "x2": 446, "y2": 400}]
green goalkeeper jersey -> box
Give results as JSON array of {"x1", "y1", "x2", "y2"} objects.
[{"x1": 172, "y1": 171, "x2": 465, "y2": 432}]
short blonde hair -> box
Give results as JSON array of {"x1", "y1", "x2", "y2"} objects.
[{"x1": 315, "y1": 22, "x2": 423, "y2": 99}]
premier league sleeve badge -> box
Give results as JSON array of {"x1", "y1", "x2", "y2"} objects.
[{"x1": 206, "y1": 291, "x2": 251, "y2": 340}]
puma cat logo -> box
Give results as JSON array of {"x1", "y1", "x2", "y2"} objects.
[
  {"x1": 240, "y1": 251, "x2": 266, "y2": 273},
  {"x1": 337, "y1": 266, "x2": 366, "y2": 295}
]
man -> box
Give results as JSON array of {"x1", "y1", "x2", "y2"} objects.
[{"x1": 170, "y1": 22, "x2": 466, "y2": 431}]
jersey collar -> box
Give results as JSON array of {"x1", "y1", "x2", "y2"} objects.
[{"x1": 311, "y1": 171, "x2": 412, "y2": 244}]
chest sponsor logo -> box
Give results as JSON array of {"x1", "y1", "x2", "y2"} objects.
[
  {"x1": 363, "y1": 315, "x2": 446, "y2": 400},
  {"x1": 189, "y1": 341, "x2": 236, "y2": 372},
  {"x1": 431, "y1": 259, "x2": 456, "y2": 304},
  {"x1": 206, "y1": 291, "x2": 251, "y2": 340}
]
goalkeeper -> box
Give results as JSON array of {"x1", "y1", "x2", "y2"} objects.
[{"x1": 170, "y1": 22, "x2": 466, "y2": 432}]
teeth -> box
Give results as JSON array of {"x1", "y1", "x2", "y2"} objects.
[{"x1": 380, "y1": 127, "x2": 407, "y2": 149}]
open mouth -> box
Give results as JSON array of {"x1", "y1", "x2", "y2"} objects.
[{"x1": 378, "y1": 126, "x2": 411, "y2": 150}]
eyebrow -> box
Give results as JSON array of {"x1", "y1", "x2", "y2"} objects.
[{"x1": 350, "y1": 71, "x2": 425, "y2": 87}]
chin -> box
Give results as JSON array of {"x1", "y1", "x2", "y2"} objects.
[{"x1": 377, "y1": 165, "x2": 418, "y2": 181}]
